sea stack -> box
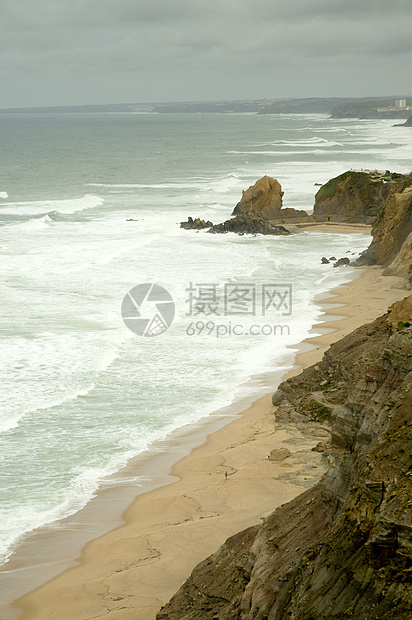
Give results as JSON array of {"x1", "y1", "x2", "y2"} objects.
[{"x1": 232, "y1": 175, "x2": 284, "y2": 219}]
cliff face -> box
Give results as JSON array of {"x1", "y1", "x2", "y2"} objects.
[
  {"x1": 358, "y1": 183, "x2": 412, "y2": 277},
  {"x1": 312, "y1": 170, "x2": 398, "y2": 224},
  {"x1": 157, "y1": 300, "x2": 412, "y2": 620}
]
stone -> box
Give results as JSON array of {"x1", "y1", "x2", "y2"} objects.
[
  {"x1": 232, "y1": 175, "x2": 283, "y2": 219},
  {"x1": 333, "y1": 257, "x2": 350, "y2": 267},
  {"x1": 180, "y1": 217, "x2": 213, "y2": 230},
  {"x1": 271, "y1": 390, "x2": 284, "y2": 406},
  {"x1": 207, "y1": 213, "x2": 291, "y2": 236},
  {"x1": 321, "y1": 257, "x2": 330, "y2": 264},
  {"x1": 268, "y1": 447, "x2": 292, "y2": 461}
]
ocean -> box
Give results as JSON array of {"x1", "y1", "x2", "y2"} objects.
[{"x1": 0, "y1": 112, "x2": 411, "y2": 591}]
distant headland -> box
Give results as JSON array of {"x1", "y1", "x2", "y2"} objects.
[{"x1": 1, "y1": 97, "x2": 411, "y2": 120}]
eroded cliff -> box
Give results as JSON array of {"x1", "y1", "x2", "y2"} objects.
[
  {"x1": 157, "y1": 299, "x2": 412, "y2": 620},
  {"x1": 312, "y1": 170, "x2": 411, "y2": 224}
]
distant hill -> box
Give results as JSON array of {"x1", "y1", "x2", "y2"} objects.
[{"x1": 0, "y1": 97, "x2": 410, "y2": 118}]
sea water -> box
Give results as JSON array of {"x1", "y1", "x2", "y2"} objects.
[{"x1": 0, "y1": 112, "x2": 411, "y2": 571}]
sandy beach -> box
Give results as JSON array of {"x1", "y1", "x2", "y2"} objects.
[{"x1": 10, "y1": 258, "x2": 411, "y2": 620}]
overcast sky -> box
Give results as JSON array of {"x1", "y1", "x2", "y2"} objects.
[{"x1": 1, "y1": 0, "x2": 411, "y2": 108}]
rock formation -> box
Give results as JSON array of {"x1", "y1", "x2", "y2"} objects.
[
  {"x1": 231, "y1": 176, "x2": 311, "y2": 224},
  {"x1": 180, "y1": 217, "x2": 213, "y2": 230},
  {"x1": 208, "y1": 213, "x2": 291, "y2": 236},
  {"x1": 180, "y1": 214, "x2": 293, "y2": 236},
  {"x1": 312, "y1": 170, "x2": 390, "y2": 224},
  {"x1": 232, "y1": 176, "x2": 284, "y2": 219},
  {"x1": 357, "y1": 177, "x2": 412, "y2": 286},
  {"x1": 157, "y1": 298, "x2": 412, "y2": 620}
]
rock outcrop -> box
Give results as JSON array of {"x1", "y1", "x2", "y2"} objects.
[
  {"x1": 395, "y1": 115, "x2": 412, "y2": 127},
  {"x1": 157, "y1": 299, "x2": 412, "y2": 620},
  {"x1": 232, "y1": 176, "x2": 284, "y2": 219},
  {"x1": 232, "y1": 176, "x2": 311, "y2": 223},
  {"x1": 180, "y1": 217, "x2": 214, "y2": 230},
  {"x1": 208, "y1": 213, "x2": 291, "y2": 236},
  {"x1": 357, "y1": 178, "x2": 412, "y2": 286},
  {"x1": 312, "y1": 170, "x2": 389, "y2": 224}
]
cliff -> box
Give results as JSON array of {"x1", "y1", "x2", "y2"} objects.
[
  {"x1": 357, "y1": 177, "x2": 412, "y2": 286},
  {"x1": 157, "y1": 298, "x2": 412, "y2": 620},
  {"x1": 313, "y1": 170, "x2": 405, "y2": 224}
]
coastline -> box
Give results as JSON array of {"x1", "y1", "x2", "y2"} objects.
[{"x1": 7, "y1": 263, "x2": 411, "y2": 619}]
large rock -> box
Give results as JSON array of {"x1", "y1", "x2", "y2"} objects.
[
  {"x1": 180, "y1": 216, "x2": 213, "y2": 230},
  {"x1": 232, "y1": 175, "x2": 284, "y2": 219},
  {"x1": 207, "y1": 213, "x2": 291, "y2": 236}
]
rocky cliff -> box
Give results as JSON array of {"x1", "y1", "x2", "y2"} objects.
[
  {"x1": 357, "y1": 177, "x2": 412, "y2": 286},
  {"x1": 313, "y1": 170, "x2": 396, "y2": 224},
  {"x1": 157, "y1": 298, "x2": 412, "y2": 620}
]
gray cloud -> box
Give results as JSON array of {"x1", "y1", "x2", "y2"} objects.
[{"x1": 0, "y1": 0, "x2": 410, "y2": 107}]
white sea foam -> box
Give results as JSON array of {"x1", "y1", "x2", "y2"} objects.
[
  {"x1": 0, "y1": 194, "x2": 104, "y2": 217},
  {"x1": 1, "y1": 113, "x2": 410, "y2": 573},
  {"x1": 0, "y1": 191, "x2": 9, "y2": 199}
]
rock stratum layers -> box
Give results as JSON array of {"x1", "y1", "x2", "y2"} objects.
[{"x1": 157, "y1": 298, "x2": 412, "y2": 620}]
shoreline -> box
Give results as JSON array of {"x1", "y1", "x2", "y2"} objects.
[{"x1": 5, "y1": 264, "x2": 411, "y2": 619}]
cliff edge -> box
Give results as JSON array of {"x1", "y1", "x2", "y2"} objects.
[
  {"x1": 357, "y1": 181, "x2": 412, "y2": 283},
  {"x1": 312, "y1": 170, "x2": 411, "y2": 225},
  {"x1": 157, "y1": 298, "x2": 412, "y2": 620}
]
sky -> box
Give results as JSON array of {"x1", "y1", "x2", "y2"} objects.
[{"x1": 1, "y1": 0, "x2": 411, "y2": 108}]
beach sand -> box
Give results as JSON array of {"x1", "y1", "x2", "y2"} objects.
[{"x1": 11, "y1": 263, "x2": 411, "y2": 620}]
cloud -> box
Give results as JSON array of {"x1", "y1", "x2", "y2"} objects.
[{"x1": 0, "y1": 0, "x2": 410, "y2": 106}]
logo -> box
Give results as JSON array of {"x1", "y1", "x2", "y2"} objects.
[{"x1": 122, "y1": 283, "x2": 175, "y2": 337}]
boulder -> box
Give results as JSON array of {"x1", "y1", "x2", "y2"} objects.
[
  {"x1": 232, "y1": 175, "x2": 283, "y2": 219},
  {"x1": 271, "y1": 390, "x2": 284, "y2": 406},
  {"x1": 208, "y1": 213, "x2": 291, "y2": 236},
  {"x1": 180, "y1": 216, "x2": 213, "y2": 230},
  {"x1": 321, "y1": 257, "x2": 330, "y2": 264},
  {"x1": 333, "y1": 257, "x2": 350, "y2": 267},
  {"x1": 268, "y1": 447, "x2": 291, "y2": 461}
]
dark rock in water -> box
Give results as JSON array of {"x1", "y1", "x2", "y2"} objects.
[
  {"x1": 180, "y1": 216, "x2": 213, "y2": 230},
  {"x1": 271, "y1": 390, "x2": 284, "y2": 406},
  {"x1": 333, "y1": 257, "x2": 350, "y2": 267},
  {"x1": 329, "y1": 256, "x2": 336, "y2": 261},
  {"x1": 208, "y1": 213, "x2": 291, "y2": 236},
  {"x1": 321, "y1": 257, "x2": 330, "y2": 264}
]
